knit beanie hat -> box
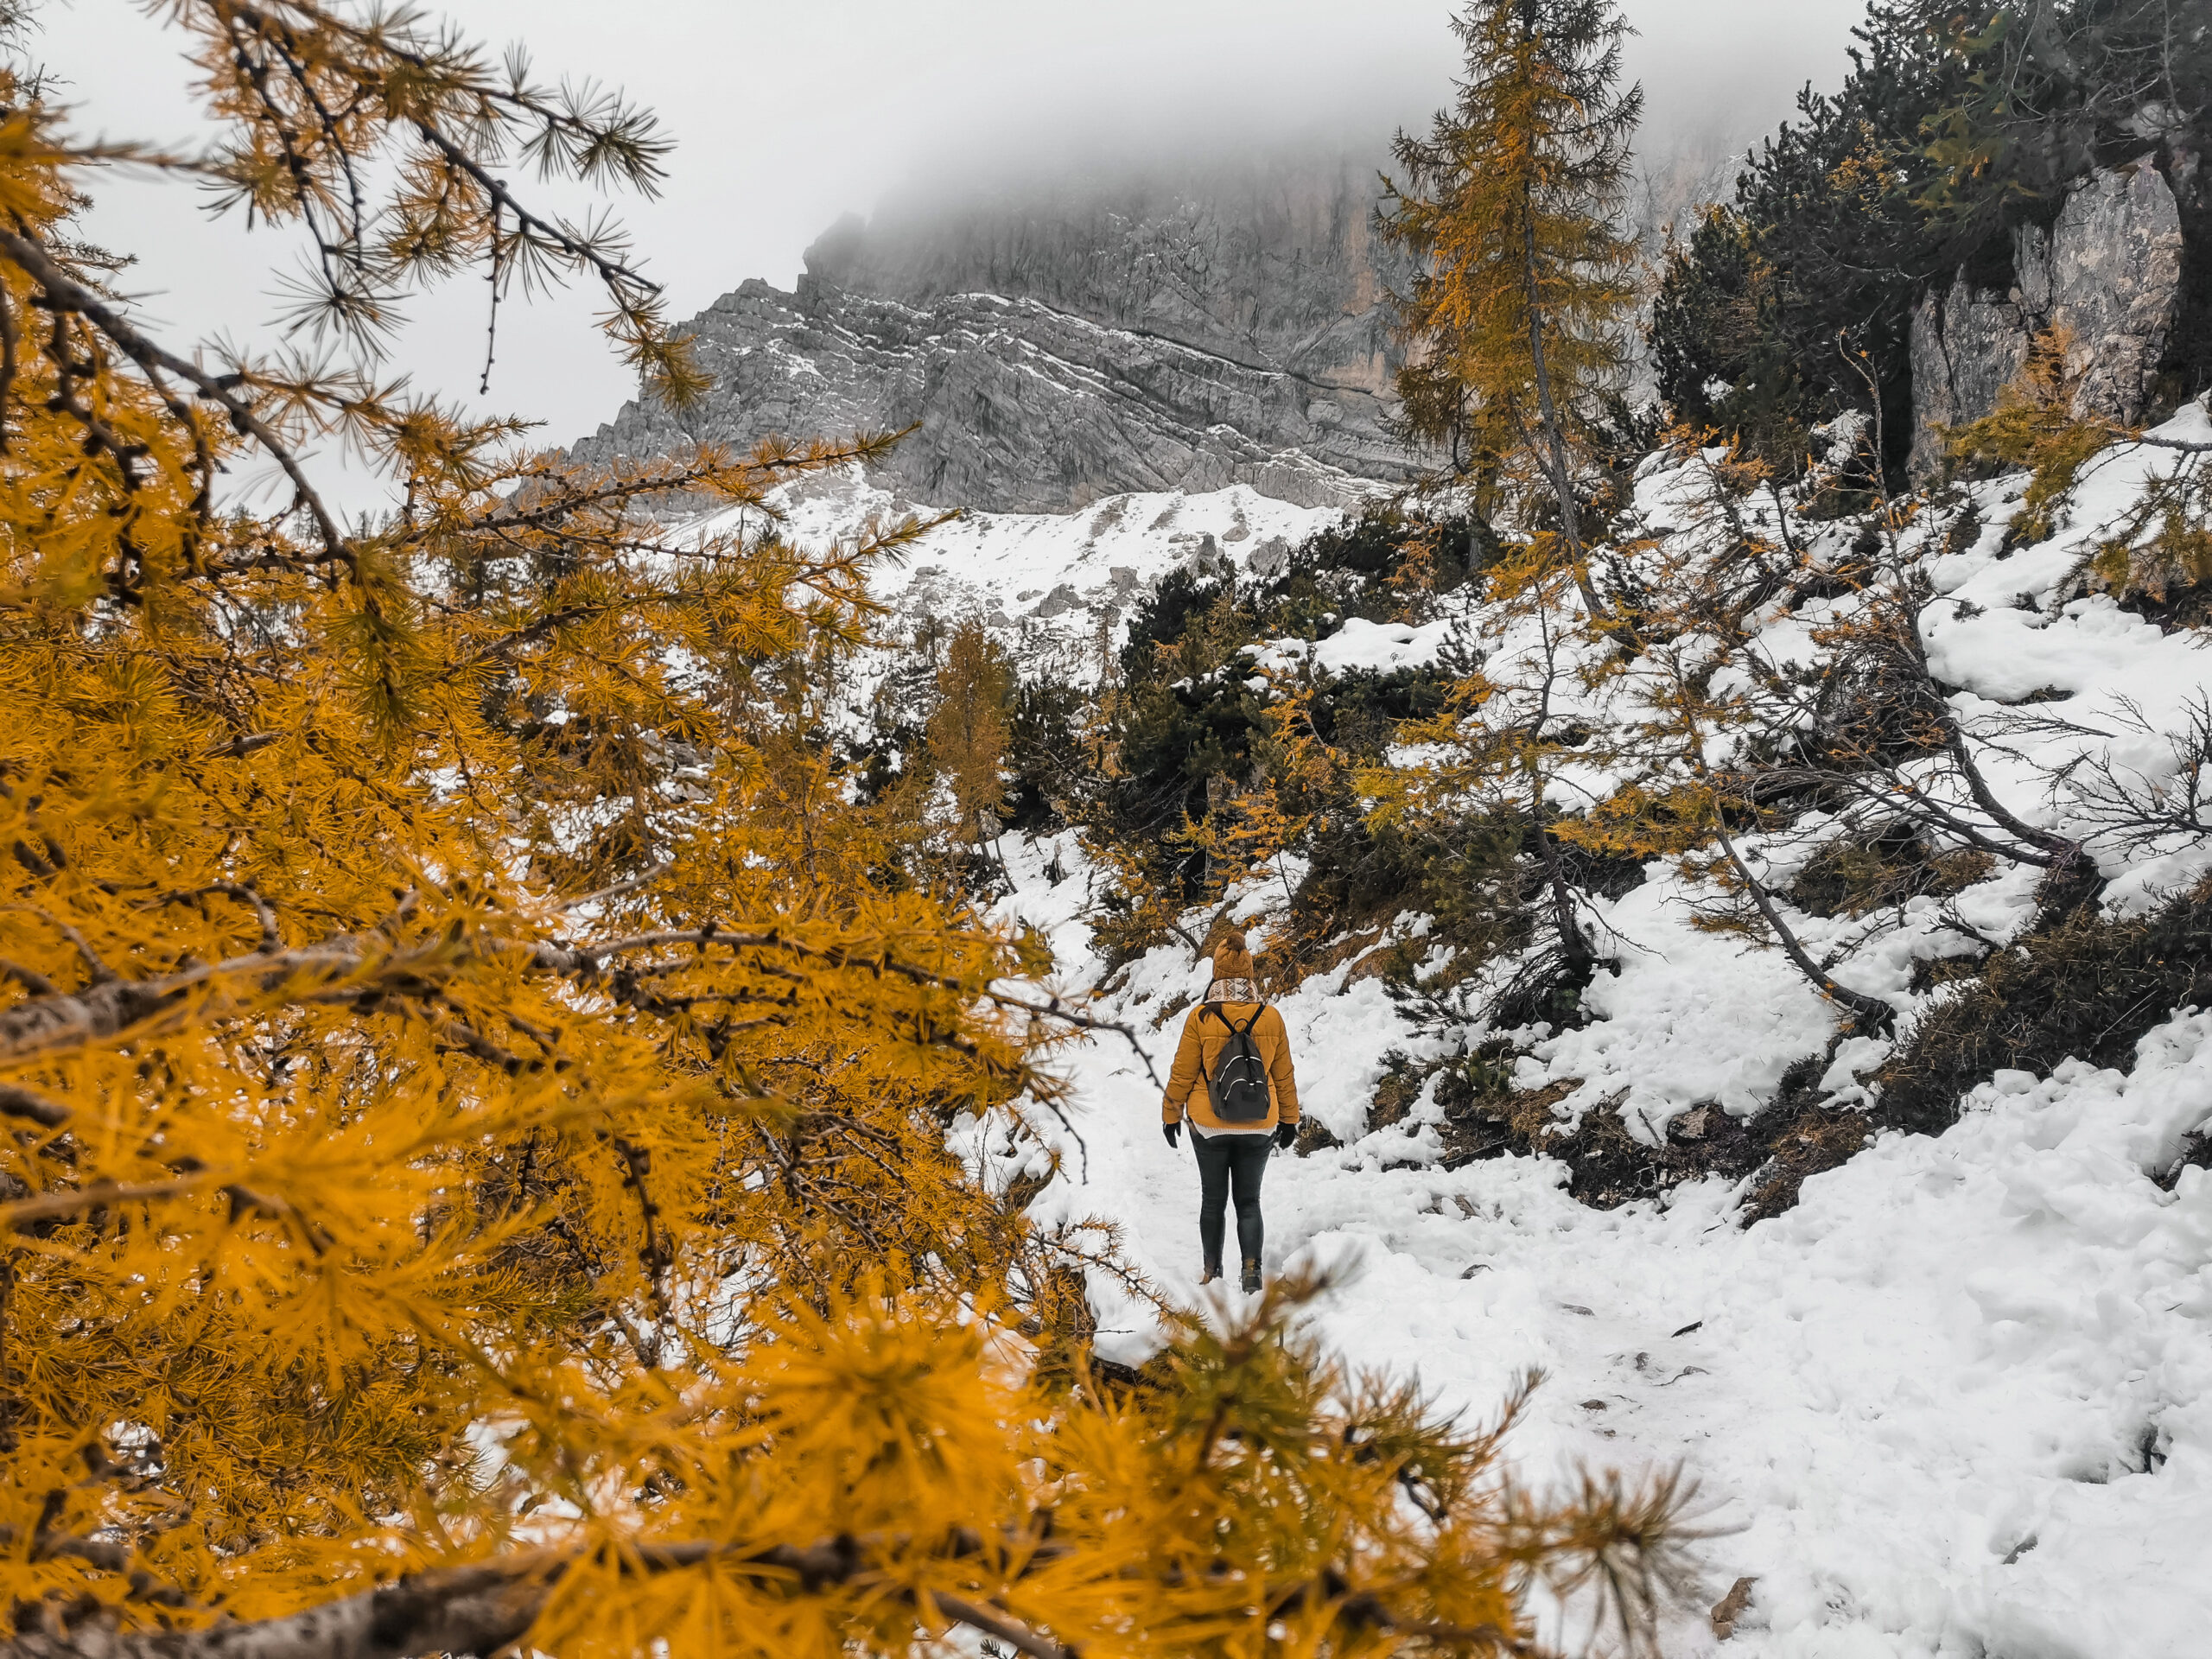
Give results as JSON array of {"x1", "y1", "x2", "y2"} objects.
[{"x1": 1210, "y1": 928, "x2": 1255, "y2": 982}]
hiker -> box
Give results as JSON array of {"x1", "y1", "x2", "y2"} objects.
[{"x1": 1160, "y1": 929, "x2": 1300, "y2": 1293}]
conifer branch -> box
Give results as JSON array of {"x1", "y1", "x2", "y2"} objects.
[
  {"x1": 925, "y1": 1594, "x2": 1075, "y2": 1659},
  {"x1": 145, "y1": 884, "x2": 283, "y2": 954},
  {"x1": 0, "y1": 1526, "x2": 1548, "y2": 1659},
  {"x1": 555, "y1": 862, "x2": 675, "y2": 913},
  {"x1": 0, "y1": 1082, "x2": 69, "y2": 1128},
  {"x1": 436, "y1": 429, "x2": 912, "y2": 536},
  {"x1": 0, "y1": 918, "x2": 1139, "y2": 1084},
  {"x1": 2, "y1": 1176, "x2": 210, "y2": 1225},
  {"x1": 0, "y1": 224, "x2": 350, "y2": 565},
  {"x1": 0, "y1": 1555, "x2": 554, "y2": 1659}
]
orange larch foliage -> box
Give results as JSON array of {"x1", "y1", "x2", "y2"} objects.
[{"x1": 0, "y1": 7, "x2": 1692, "y2": 1659}]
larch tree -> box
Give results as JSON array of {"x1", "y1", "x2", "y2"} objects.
[
  {"x1": 0, "y1": 5, "x2": 1694, "y2": 1658},
  {"x1": 925, "y1": 617, "x2": 1016, "y2": 878},
  {"x1": 1379, "y1": 0, "x2": 1643, "y2": 622}
]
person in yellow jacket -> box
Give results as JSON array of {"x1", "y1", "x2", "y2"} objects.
[{"x1": 1160, "y1": 929, "x2": 1300, "y2": 1293}]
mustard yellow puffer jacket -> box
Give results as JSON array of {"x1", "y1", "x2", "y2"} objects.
[{"x1": 1160, "y1": 1000, "x2": 1301, "y2": 1134}]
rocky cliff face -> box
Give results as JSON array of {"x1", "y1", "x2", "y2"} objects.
[
  {"x1": 569, "y1": 154, "x2": 1419, "y2": 512},
  {"x1": 1910, "y1": 155, "x2": 2190, "y2": 478}
]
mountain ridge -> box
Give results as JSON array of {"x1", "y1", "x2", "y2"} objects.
[{"x1": 570, "y1": 152, "x2": 1423, "y2": 512}]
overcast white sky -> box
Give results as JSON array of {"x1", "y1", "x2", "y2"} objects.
[{"x1": 35, "y1": 0, "x2": 1866, "y2": 510}]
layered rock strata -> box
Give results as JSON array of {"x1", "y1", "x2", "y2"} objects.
[{"x1": 570, "y1": 155, "x2": 1419, "y2": 512}]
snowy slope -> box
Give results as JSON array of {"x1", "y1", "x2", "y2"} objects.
[
  {"x1": 719, "y1": 471, "x2": 1355, "y2": 677},
  {"x1": 990, "y1": 832, "x2": 2212, "y2": 1658},
  {"x1": 950, "y1": 410, "x2": 2212, "y2": 1655},
  {"x1": 1223, "y1": 406, "x2": 2212, "y2": 1138}
]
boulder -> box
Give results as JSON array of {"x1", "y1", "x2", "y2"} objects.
[{"x1": 1909, "y1": 155, "x2": 2186, "y2": 480}]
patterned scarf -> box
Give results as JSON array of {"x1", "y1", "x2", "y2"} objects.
[{"x1": 1206, "y1": 976, "x2": 1260, "y2": 1003}]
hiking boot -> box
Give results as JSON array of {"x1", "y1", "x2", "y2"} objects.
[
  {"x1": 1198, "y1": 1262, "x2": 1223, "y2": 1286},
  {"x1": 1240, "y1": 1258, "x2": 1262, "y2": 1294}
]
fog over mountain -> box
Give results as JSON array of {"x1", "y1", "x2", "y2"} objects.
[
  {"x1": 36, "y1": 0, "x2": 1865, "y2": 510},
  {"x1": 573, "y1": 145, "x2": 1425, "y2": 512}
]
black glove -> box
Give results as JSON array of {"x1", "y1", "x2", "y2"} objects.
[
  {"x1": 1162, "y1": 1121, "x2": 1182, "y2": 1149},
  {"x1": 1274, "y1": 1121, "x2": 1298, "y2": 1150}
]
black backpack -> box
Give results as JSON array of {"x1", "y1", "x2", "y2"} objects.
[{"x1": 1202, "y1": 1003, "x2": 1272, "y2": 1122}]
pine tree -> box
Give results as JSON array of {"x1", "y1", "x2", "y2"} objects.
[
  {"x1": 0, "y1": 7, "x2": 1692, "y2": 1658},
  {"x1": 1647, "y1": 2, "x2": 2212, "y2": 476},
  {"x1": 1379, "y1": 0, "x2": 1644, "y2": 620},
  {"x1": 1915, "y1": 1, "x2": 2212, "y2": 255},
  {"x1": 1644, "y1": 4, "x2": 1960, "y2": 476}
]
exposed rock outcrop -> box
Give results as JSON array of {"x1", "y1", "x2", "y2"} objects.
[
  {"x1": 569, "y1": 155, "x2": 1420, "y2": 512},
  {"x1": 1910, "y1": 155, "x2": 2187, "y2": 478}
]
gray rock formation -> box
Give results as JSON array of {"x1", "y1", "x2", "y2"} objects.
[
  {"x1": 1910, "y1": 155, "x2": 2187, "y2": 478},
  {"x1": 569, "y1": 154, "x2": 1421, "y2": 512}
]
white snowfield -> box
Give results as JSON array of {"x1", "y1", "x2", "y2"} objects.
[
  {"x1": 994, "y1": 837, "x2": 2212, "y2": 1658},
  {"x1": 1236, "y1": 405, "x2": 2212, "y2": 1142},
  {"x1": 721, "y1": 470, "x2": 1351, "y2": 678},
  {"x1": 931, "y1": 410, "x2": 2212, "y2": 1654}
]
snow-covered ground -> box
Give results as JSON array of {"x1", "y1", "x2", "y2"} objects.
[
  {"x1": 988, "y1": 831, "x2": 2212, "y2": 1658},
  {"x1": 1225, "y1": 408, "x2": 2212, "y2": 1141},
  {"x1": 921, "y1": 411, "x2": 2212, "y2": 1655},
  {"x1": 709, "y1": 471, "x2": 1352, "y2": 677}
]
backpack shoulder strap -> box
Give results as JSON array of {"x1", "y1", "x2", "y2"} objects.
[
  {"x1": 1201, "y1": 1002, "x2": 1234, "y2": 1033},
  {"x1": 1234, "y1": 1005, "x2": 1267, "y2": 1036}
]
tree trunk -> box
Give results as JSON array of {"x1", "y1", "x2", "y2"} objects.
[
  {"x1": 1522, "y1": 215, "x2": 1609, "y2": 622},
  {"x1": 1535, "y1": 819, "x2": 1592, "y2": 974},
  {"x1": 1524, "y1": 757, "x2": 1592, "y2": 974},
  {"x1": 1203, "y1": 772, "x2": 1232, "y2": 888}
]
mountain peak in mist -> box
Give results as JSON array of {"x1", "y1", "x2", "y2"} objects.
[{"x1": 575, "y1": 152, "x2": 1425, "y2": 512}]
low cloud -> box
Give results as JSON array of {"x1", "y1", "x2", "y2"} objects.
[{"x1": 27, "y1": 0, "x2": 1871, "y2": 502}]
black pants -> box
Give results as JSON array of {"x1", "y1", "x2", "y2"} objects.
[{"x1": 1191, "y1": 1130, "x2": 1270, "y2": 1269}]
